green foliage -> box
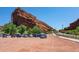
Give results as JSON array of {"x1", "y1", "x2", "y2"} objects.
[
  {"x1": 66, "y1": 30, "x2": 76, "y2": 35},
  {"x1": 47, "y1": 30, "x2": 53, "y2": 34},
  {"x1": 17, "y1": 24, "x2": 27, "y2": 34},
  {"x1": 65, "y1": 26, "x2": 79, "y2": 35},
  {"x1": 64, "y1": 27, "x2": 68, "y2": 30},
  {"x1": 27, "y1": 26, "x2": 43, "y2": 34},
  {"x1": 31, "y1": 26, "x2": 43, "y2": 34},
  {"x1": 27, "y1": 28, "x2": 33, "y2": 34},
  {"x1": 3, "y1": 23, "x2": 17, "y2": 34},
  {"x1": 1, "y1": 22, "x2": 52, "y2": 34}
]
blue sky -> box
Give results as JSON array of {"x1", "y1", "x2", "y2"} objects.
[{"x1": 0, "y1": 7, "x2": 79, "y2": 30}]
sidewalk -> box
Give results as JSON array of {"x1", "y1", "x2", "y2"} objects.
[{"x1": 58, "y1": 35, "x2": 79, "y2": 43}]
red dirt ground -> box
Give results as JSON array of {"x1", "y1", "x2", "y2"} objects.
[{"x1": 0, "y1": 34, "x2": 79, "y2": 52}]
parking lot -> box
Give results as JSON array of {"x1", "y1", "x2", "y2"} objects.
[{"x1": 0, "y1": 34, "x2": 79, "y2": 51}]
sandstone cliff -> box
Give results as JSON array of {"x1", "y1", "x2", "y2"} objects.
[
  {"x1": 11, "y1": 8, "x2": 53, "y2": 32},
  {"x1": 59, "y1": 19, "x2": 79, "y2": 33},
  {"x1": 67, "y1": 19, "x2": 79, "y2": 30}
]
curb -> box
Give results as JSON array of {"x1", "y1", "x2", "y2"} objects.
[{"x1": 58, "y1": 36, "x2": 79, "y2": 43}]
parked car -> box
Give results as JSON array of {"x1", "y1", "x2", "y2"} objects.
[
  {"x1": 21, "y1": 34, "x2": 28, "y2": 38},
  {"x1": 6, "y1": 34, "x2": 11, "y2": 37},
  {"x1": 40, "y1": 34, "x2": 47, "y2": 38},
  {"x1": 32, "y1": 34, "x2": 41, "y2": 37},
  {"x1": 0, "y1": 34, "x2": 3, "y2": 37},
  {"x1": 11, "y1": 34, "x2": 16, "y2": 37},
  {"x1": 32, "y1": 34, "x2": 47, "y2": 38},
  {"x1": 0, "y1": 33, "x2": 47, "y2": 38},
  {"x1": 15, "y1": 34, "x2": 22, "y2": 37},
  {"x1": 2, "y1": 34, "x2": 7, "y2": 38}
]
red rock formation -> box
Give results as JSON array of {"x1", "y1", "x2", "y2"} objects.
[
  {"x1": 12, "y1": 7, "x2": 53, "y2": 32},
  {"x1": 59, "y1": 19, "x2": 79, "y2": 33},
  {"x1": 68, "y1": 19, "x2": 79, "y2": 30}
]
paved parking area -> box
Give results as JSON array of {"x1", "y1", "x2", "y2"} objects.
[{"x1": 0, "y1": 34, "x2": 79, "y2": 52}]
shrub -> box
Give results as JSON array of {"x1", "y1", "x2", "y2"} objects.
[
  {"x1": 3, "y1": 23, "x2": 17, "y2": 34},
  {"x1": 17, "y1": 24, "x2": 27, "y2": 34}
]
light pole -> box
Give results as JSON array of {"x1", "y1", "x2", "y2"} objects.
[
  {"x1": 62, "y1": 24, "x2": 64, "y2": 30},
  {"x1": 62, "y1": 24, "x2": 64, "y2": 36}
]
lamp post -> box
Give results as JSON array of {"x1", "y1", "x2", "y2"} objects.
[
  {"x1": 62, "y1": 24, "x2": 64, "y2": 30},
  {"x1": 62, "y1": 24, "x2": 64, "y2": 36}
]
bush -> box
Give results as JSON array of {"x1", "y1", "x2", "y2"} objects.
[
  {"x1": 31, "y1": 26, "x2": 43, "y2": 34},
  {"x1": 2, "y1": 23, "x2": 49, "y2": 34},
  {"x1": 17, "y1": 24, "x2": 27, "y2": 34},
  {"x1": 3, "y1": 23, "x2": 17, "y2": 34},
  {"x1": 27, "y1": 26, "x2": 43, "y2": 34}
]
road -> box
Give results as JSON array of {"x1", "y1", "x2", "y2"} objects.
[{"x1": 0, "y1": 34, "x2": 79, "y2": 51}]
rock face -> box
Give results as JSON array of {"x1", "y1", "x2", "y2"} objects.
[
  {"x1": 12, "y1": 8, "x2": 53, "y2": 32},
  {"x1": 59, "y1": 19, "x2": 79, "y2": 33},
  {"x1": 67, "y1": 19, "x2": 79, "y2": 30}
]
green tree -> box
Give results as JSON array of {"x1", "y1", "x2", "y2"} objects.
[
  {"x1": 31, "y1": 26, "x2": 43, "y2": 34},
  {"x1": 75, "y1": 26, "x2": 79, "y2": 35},
  {"x1": 17, "y1": 24, "x2": 27, "y2": 34},
  {"x1": 3, "y1": 23, "x2": 17, "y2": 34},
  {"x1": 27, "y1": 26, "x2": 43, "y2": 34},
  {"x1": 27, "y1": 28, "x2": 33, "y2": 34}
]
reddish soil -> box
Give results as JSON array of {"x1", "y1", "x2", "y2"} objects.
[{"x1": 0, "y1": 34, "x2": 79, "y2": 52}]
